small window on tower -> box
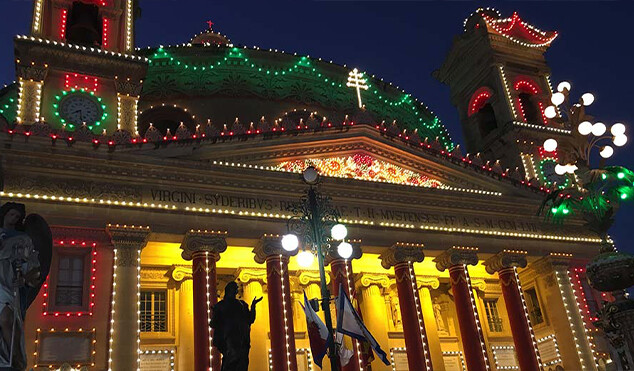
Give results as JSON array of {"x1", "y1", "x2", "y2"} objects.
[
  {"x1": 518, "y1": 93, "x2": 542, "y2": 124},
  {"x1": 476, "y1": 103, "x2": 498, "y2": 138},
  {"x1": 66, "y1": 2, "x2": 102, "y2": 46}
]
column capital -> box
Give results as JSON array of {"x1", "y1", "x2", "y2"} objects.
[
  {"x1": 297, "y1": 270, "x2": 330, "y2": 286},
  {"x1": 17, "y1": 64, "x2": 48, "y2": 81},
  {"x1": 379, "y1": 242, "x2": 425, "y2": 269},
  {"x1": 115, "y1": 77, "x2": 144, "y2": 97},
  {"x1": 531, "y1": 252, "x2": 573, "y2": 275},
  {"x1": 356, "y1": 273, "x2": 391, "y2": 289},
  {"x1": 253, "y1": 234, "x2": 297, "y2": 264},
  {"x1": 434, "y1": 246, "x2": 479, "y2": 272},
  {"x1": 180, "y1": 229, "x2": 227, "y2": 261},
  {"x1": 168, "y1": 265, "x2": 192, "y2": 282},
  {"x1": 325, "y1": 239, "x2": 362, "y2": 265},
  {"x1": 483, "y1": 250, "x2": 528, "y2": 275},
  {"x1": 106, "y1": 224, "x2": 151, "y2": 250},
  {"x1": 237, "y1": 268, "x2": 267, "y2": 284},
  {"x1": 416, "y1": 276, "x2": 440, "y2": 289}
]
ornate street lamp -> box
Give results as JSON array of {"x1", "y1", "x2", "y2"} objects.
[
  {"x1": 283, "y1": 165, "x2": 351, "y2": 371},
  {"x1": 540, "y1": 82, "x2": 634, "y2": 368}
]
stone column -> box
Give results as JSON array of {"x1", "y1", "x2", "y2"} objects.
[
  {"x1": 170, "y1": 266, "x2": 195, "y2": 371},
  {"x1": 106, "y1": 224, "x2": 150, "y2": 371},
  {"x1": 114, "y1": 78, "x2": 143, "y2": 135},
  {"x1": 15, "y1": 64, "x2": 48, "y2": 125},
  {"x1": 380, "y1": 243, "x2": 434, "y2": 371},
  {"x1": 356, "y1": 274, "x2": 391, "y2": 371},
  {"x1": 254, "y1": 235, "x2": 298, "y2": 371},
  {"x1": 434, "y1": 247, "x2": 491, "y2": 371},
  {"x1": 237, "y1": 268, "x2": 269, "y2": 371},
  {"x1": 180, "y1": 230, "x2": 228, "y2": 371},
  {"x1": 532, "y1": 254, "x2": 597, "y2": 371},
  {"x1": 417, "y1": 278, "x2": 446, "y2": 371},
  {"x1": 484, "y1": 251, "x2": 541, "y2": 371},
  {"x1": 326, "y1": 240, "x2": 362, "y2": 371}
]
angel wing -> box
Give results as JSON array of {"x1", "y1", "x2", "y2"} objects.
[{"x1": 23, "y1": 213, "x2": 52, "y2": 309}]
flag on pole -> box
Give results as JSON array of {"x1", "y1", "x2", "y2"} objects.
[
  {"x1": 335, "y1": 331, "x2": 354, "y2": 367},
  {"x1": 335, "y1": 283, "x2": 391, "y2": 365},
  {"x1": 301, "y1": 292, "x2": 331, "y2": 368}
]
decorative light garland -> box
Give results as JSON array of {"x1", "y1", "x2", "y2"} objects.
[
  {"x1": 498, "y1": 66, "x2": 518, "y2": 119},
  {"x1": 268, "y1": 348, "x2": 313, "y2": 371},
  {"x1": 442, "y1": 351, "x2": 467, "y2": 371},
  {"x1": 567, "y1": 269, "x2": 599, "y2": 367},
  {"x1": 538, "y1": 158, "x2": 571, "y2": 189},
  {"x1": 125, "y1": 0, "x2": 133, "y2": 50},
  {"x1": 31, "y1": 0, "x2": 44, "y2": 35},
  {"x1": 480, "y1": 11, "x2": 558, "y2": 48},
  {"x1": 513, "y1": 121, "x2": 570, "y2": 134},
  {"x1": 107, "y1": 247, "x2": 118, "y2": 370},
  {"x1": 464, "y1": 265, "x2": 491, "y2": 371},
  {"x1": 140, "y1": 349, "x2": 175, "y2": 371},
  {"x1": 60, "y1": 9, "x2": 68, "y2": 40},
  {"x1": 514, "y1": 79, "x2": 548, "y2": 125},
  {"x1": 0, "y1": 191, "x2": 602, "y2": 243},
  {"x1": 468, "y1": 89, "x2": 492, "y2": 116},
  {"x1": 279, "y1": 255, "x2": 292, "y2": 371},
  {"x1": 136, "y1": 248, "x2": 141, "y2": 371},
  {"x1": 572, "y1": 268, "x2": 599, "y2": 322},
  {"x1": 65, "y1": 73, "x2": 99, "y2": 93},
  {"x1": 102, "y1": 17, "x2": 109, "y2": 49},
  {"x1": 205, "y1": 251, "x2": 214, "y2": 369},
  {"x1": 42, "y1": 241, "x2": 97, "y2": 317},
  {"x1": 407, "y1": 262, "x2": 433, "y2": 370},
  {"x1": 15, "y1": 35, "x2": 148, "y2": 62},
  {"x1": 16, "y1": 77, "x2": 43, "y2": 124},
  {"x1": 148, "y1": 47, "x2": 453, "y2": 148},
  {"x1": 520, "y1": 153, "x2": 537, "y2": 180}
]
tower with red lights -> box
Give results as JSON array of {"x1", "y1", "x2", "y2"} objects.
[
  {"x1": 14, "y1": 0, "x2": 147, "y2": 135},
  {"x1": 436, "y1": 8, "x2": 571, "y2": 188}
]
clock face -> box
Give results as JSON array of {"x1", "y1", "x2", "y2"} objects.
[
  {"x1": 540, "y1": 159, "x2": 569, "y2": 188},
  {"x1": 58, "y1": 92, "x2": 103, "y2": 127}
]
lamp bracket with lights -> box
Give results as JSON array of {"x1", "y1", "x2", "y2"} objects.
[{"x1": 282, "y1": 165, "x2": 347, "y2": 371}]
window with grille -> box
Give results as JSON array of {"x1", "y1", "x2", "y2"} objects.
[
  {"x1": 55, "y1": 255, "x2": 85, "y2": 306},
  {"x1": 140, "y1": 291, "x2": 167, "y2": 332},
  {"x1": 524, "y1": 288, "x2": 544, "y2": 325},
  {"x1": 484, "y1": 299, "x2": 503, "y2": 332}
]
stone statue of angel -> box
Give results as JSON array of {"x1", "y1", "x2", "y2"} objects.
[{"x1": 0, "y1": 202, "x2": 52, "y2": 370}]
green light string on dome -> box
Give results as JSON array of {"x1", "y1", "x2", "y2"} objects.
[{"x1": 149, "y1": 47, "x2": 454, "y2": 150}]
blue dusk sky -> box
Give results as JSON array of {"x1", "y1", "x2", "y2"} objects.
[{"x1": 0, "y1": 0, "x2": 632, "y2": 254}]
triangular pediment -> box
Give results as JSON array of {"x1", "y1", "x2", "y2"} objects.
[{"x1": 126, "y1": 125, "x2": 539, "y2": 198}]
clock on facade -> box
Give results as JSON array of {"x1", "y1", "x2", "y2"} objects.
[
  {"x1": 540, "y1": 158, "x2": 569, "y2": 188},
  {"x1": 54, "y1": 89, "x2": 107, "y2": 130}
]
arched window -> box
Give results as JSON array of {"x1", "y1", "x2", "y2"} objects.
[
  {"x1": 66, "y1": 2, "x2": 102, "y2": 46},
  {"x1": 514, "y1": 79, "x2": 546, "y2": 125},
  {"x1": 468, "y1": 88, "x2": 498, "y2": 138}
]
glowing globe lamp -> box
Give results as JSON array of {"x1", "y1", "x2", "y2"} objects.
[
  {"x1": 337, "y1": 242, "x2": 353, "y2": 259},
  {"x1": 331, "y1": 224, "x2": 347, "y2": 240},
  {"x1": 282, "y1": 234, "x2": 299, "y2": 252}
]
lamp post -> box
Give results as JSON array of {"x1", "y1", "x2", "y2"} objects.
[{"x1": 282, "y1": 166, "x2": 352, "y2": 371}]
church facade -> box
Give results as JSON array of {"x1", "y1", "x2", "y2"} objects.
[{"x1": 0, "y1": 2, "x2": 613, "y2": 370}]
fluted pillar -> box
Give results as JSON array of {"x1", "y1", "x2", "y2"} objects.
[
  {"x1": 434, "y1": 247, "x2": 491, "y2": 371},
  {"x1": 356, "y1": 274, "x2": 391, "y2": 371},
  {"x1": 254, "y1": 235, "x2": 298, "y2": 371},
  {"x1": 237, "y1": 268, "x2": 269, "y2": 371},
  {"x1": 326, "y1": 240, "x2": 362, "y2": 371},
  {"x1": 170, "y1": 266, "x2": 195, "y2": 371},
  {"x1": 417, "y1": 278, "x2": 446, "y2": 371},
  {"x1": 380, "y1": 243, "x2": 434, "y2": 371},
  {"x1": 484, "y1": 251, "x2": 541, "y2": 371},
  {"x1": 106, "y1": 224, "x2": 151, "y2": 371},
  {"x1": 180, "y1": 230, "x2": 228, "y2": 371}
]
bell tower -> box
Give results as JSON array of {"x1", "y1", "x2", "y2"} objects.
[
  {"x1": 14, "y1": 0, "x2": 147, "y2": 135},
  {"x1": 435, "y1": 8, "x2": 571, "y2": 187}
]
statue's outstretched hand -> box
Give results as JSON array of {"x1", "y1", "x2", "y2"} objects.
[{"x1": 252, "y1": 297, "x2": 263, "y2": 306}]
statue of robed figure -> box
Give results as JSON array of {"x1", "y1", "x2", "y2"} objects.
[
  {"x1": 0, "y1": 202, "x2": 52, "y2": 370},
  {"x1": 210, "y1": 281, "x2": 262, "y2": 371}
]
